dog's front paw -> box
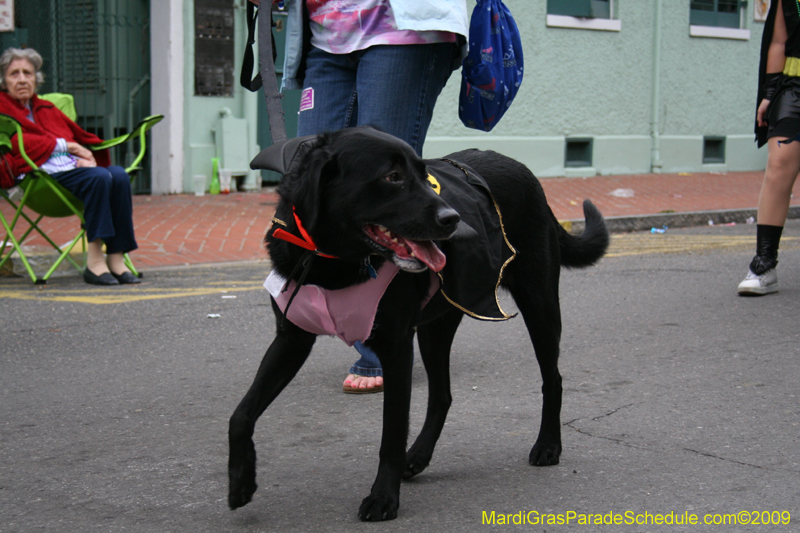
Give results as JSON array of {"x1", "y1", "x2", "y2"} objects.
[
  {"x1": 403, "y1": 445, "x2": 432, "y2": 479},
  {"x1": 228, "y1": 465, "x2": 257, "y2": 509},
  {"x1": 228, "y1": 442, "x2": 258, "y2": 509},
  {"x1": 403, "y1": 461, "x2": 427, "y2": 479},
  {"x1": 228, "y1": 477, "x2": 257, "y2": 509},
  {"x1": 358, "y1": 492, "x2": 399, "y2": 521},
  {"x1": 529, "y1": 440, "x2": 561, "y2": 466}
]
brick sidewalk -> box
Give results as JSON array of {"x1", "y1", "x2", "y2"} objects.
[
  {"x1": 4, "y1": 170, "x2": 800, "y2": 270},
  {"x1": 130, "y1": 192, "x2": 278, "y2": 268},
  {"x1": 540, "y1": 170, "x2": 791, "y2": 220}
]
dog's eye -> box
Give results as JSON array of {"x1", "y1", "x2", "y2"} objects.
[{"x1": 384, "y1": 172, "x2": 402, "y2": 184}]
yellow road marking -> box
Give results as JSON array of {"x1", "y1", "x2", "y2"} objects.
[
  {"x1": 606, "y1": 234, "x2": 797, "y2": 258},
  {"x1": 0, "y1": 283, "x2": 264, "y2": 305},
  {"x1": 3, "y1": 234, "x2": 797, "y2": 303}
]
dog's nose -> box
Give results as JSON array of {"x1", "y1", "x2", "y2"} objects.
[{"x1": 436, "y1": 205, "x2": 460, "y2": 231}]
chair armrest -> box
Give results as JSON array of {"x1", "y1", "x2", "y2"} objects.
[
  {"x1": 89, "y1": 114, "x2": 164, "y2": 175},
  {"x1": 90, "y1": 115, "x2": 164, "y2": 150},
  {"x1": 0, "y1": 113, "x2": 40, "y2": 171}
]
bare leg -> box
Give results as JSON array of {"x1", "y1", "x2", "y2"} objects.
[
  {"x1": 106, "y1": 252, "x2": 131, "y2": 275},
  {"x1": 86, "y1": 240, "x2": 110, "y2": 275},
  {"x1": 757, "y1": 137, "x2": 800, "y2": 226},
  {"x1": 738, "y1": 137, "x2": 800, "y2": 294}
]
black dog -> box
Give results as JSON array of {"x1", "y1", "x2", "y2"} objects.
[{"x1": 228, "y1": 127, "x2": 609, "y2": 521}]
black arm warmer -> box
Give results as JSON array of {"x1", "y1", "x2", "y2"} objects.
[{"x1": 763, "y1": 72, "x2": 784, "y2": 101}]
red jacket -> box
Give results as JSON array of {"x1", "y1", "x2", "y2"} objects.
[{"x1": 0, "y1": 91, "x2": 110, "y2": 188}]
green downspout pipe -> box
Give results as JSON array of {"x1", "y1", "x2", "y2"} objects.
[{"x1": 651, "y1": 0, "x2": 663, "y2": 173}]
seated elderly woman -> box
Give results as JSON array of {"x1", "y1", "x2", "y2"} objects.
[{"x1": 0, "y1": 47, "x2": 140, "y2": 285}]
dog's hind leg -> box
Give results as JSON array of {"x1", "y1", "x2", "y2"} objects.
[
  {"x1": 404, "y1": 309, "x2": 463, "y2": 479},
  {"x1": 228, "y1": 301, "x2": 317, "y2": 510},
  {"x1": 508, "y1": 283, "x2": 564, "y2": 467}
]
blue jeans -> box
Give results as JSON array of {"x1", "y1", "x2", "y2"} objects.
[
  {"x1": 349, "y1": 341, "x2": 382, "y2": 377},
  {"x1": 299, "y1": 42, "x2": 458, "y2": 377},
  {"x1": 52, "y1": 165, "x2": 138, "y2": 254},
  {"x1": 297, "y1": 42, "x2": 458, "y2": 156}
]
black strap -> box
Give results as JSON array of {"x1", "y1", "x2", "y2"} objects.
[
  {"x1": 240, "y1": 1, "x2": 262, "y2": 91},
  {"x1": 280, "y1": 250, "x2": 315, "y2": 330},
  {"x1": 241, "y1": 1, "x2": 287, "y2": 144}
]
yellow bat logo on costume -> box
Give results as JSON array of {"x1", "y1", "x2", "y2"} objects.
[{"x1": 427, "y1": 174, "x2": 441, "y2": 195}]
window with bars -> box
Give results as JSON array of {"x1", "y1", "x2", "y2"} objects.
[
  {"x1": 57, "y1": 0, "x2": 102, "y2": 92},
  {"x1": 565, "y1": 138, "x2": 593, "y2": 168},
  {"x1": 703, "y1": 137, "x2": 726, "y2": 164},
  {"x1": 548, "y1": 0, "x2": 611, "y2": 19},
  {"x1": 690, "y1": 0, "x2": 742, "y2": 28},
  {"x1": 194, "y1": 0, "x2": 235, "y2": 97}
]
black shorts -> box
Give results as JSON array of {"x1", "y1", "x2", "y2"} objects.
[{"x1": 767, "y1": 76, "x2": 800, "y2": 140}]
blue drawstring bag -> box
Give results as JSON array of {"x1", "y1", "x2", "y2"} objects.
[{"x1": 459, "y1": 0, "x2": 524, "y2": 132}]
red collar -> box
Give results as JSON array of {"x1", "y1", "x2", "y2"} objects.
[{"x1": 272, "y1": 208, "x2": 338, "y2": 259}]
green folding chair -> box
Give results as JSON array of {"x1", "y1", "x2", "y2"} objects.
[
  {"x1": 0, "y1": 109, "x2": 163, "y2": 284},
  {"x1": 40, "y1": 93, "x2": 78, "y2": 121}
]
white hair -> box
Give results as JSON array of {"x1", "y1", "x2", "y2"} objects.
[{"x1": 0, "y1": 48, "x2": 45, "y2": 90}]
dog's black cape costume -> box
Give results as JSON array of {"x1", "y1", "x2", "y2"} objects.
[
  {"x1": 427, "y1": 158, "x2": 515, "y2": 320},
  {"x1": 252, "y1": 135, "x2": 516, "y2": 323}
]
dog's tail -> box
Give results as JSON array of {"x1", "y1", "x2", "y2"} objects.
[{"x1": 557, "y1": 200, "x2": 609, "y2": 268}]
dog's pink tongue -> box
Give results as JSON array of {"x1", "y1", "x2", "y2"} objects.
[{"x1": 406, "y1": 240, "x2": 446, "y2": 272}]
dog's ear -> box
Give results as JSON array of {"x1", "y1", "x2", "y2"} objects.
[
  {"x1": 250, "y1": 135, "x2": 318, "y2": 175},
  {"x1": 293, "y1": 145, "x2": 337, "y2": 236}
]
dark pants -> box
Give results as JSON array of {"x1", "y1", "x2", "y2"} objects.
[{"x1": 51, "y1": 165, "x2": 138, "y2": 254}]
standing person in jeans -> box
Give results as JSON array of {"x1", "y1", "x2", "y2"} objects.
[
  {"x1": 740, "y1": 0, "x2": 800, "y2": 295},
  {"x1": 250, "y1": 0, "x2": 468, "y2": 392}
]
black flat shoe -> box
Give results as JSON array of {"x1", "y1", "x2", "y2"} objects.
[
  {"x1": 83, "y1": 268, "x2": 119, "y2": 285},
  {"x1": 112, "y1": 271, "x2": 142, "y2": 284}
]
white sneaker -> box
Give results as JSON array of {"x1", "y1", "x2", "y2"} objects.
[{"x1": 737, "y1": 269, "x2": 778, "y2": 295}]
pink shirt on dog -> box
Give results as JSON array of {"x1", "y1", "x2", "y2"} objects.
[{"x1": 265, "y1": 262, "x2": 440, "y2": 346}]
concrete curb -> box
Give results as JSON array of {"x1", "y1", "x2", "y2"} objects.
[{"x1": 563, "y1": 206, "x2": 800, "y2": 234}]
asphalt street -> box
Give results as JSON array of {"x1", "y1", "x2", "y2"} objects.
[{"x1": 1, "y1": 221, "x2": 799, "y2": 532}]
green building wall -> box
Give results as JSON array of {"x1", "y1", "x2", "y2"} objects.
[
  {"x1": 424, "y1": 0, "x2": 768, "y2": 177},
  {"x1": 170, "y1": 0, "x2": 770, "y2": 192}
]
